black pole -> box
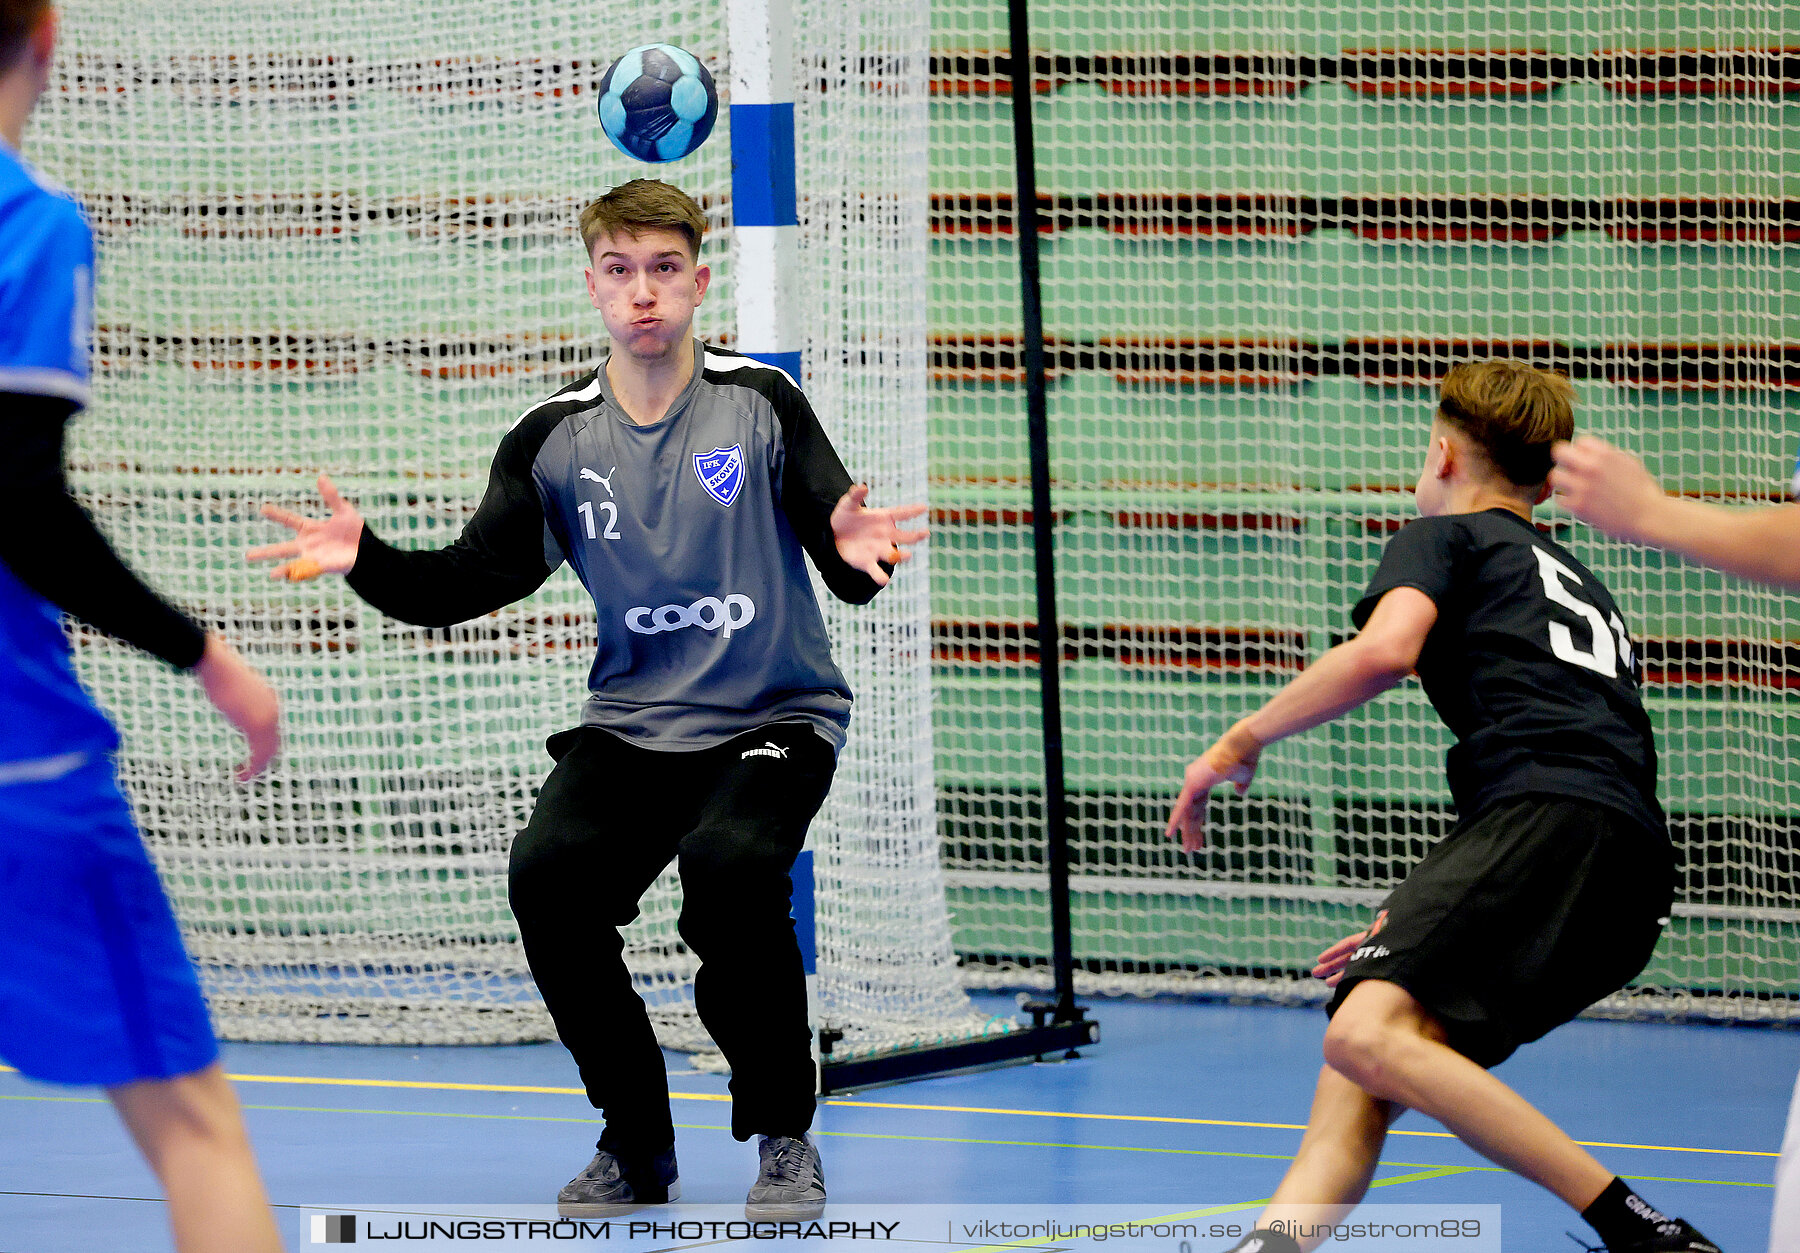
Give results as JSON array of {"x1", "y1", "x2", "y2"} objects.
[{"x1": 1003, "y1": 0, "x2": 1078, "y2": 1021}]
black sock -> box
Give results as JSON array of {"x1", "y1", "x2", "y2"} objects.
[
  {"x1": 596, "y1": 1129, "x2": 675, "y2": 1161},
  {"x1": 1228, "y1": 1231, "x2": 1302, "y2": 1253},
  {"x1": 1581, "y1": 1177, "x2": 1675, "y2": 1248}
]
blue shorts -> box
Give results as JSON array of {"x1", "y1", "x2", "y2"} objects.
[{"x1": 0, "y1": 756, "x2": 219, "y2": 1086}]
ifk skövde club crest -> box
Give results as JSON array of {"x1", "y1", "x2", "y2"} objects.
[{"x1": 693, "y1": 445, "x2": 745, "y2": 507}]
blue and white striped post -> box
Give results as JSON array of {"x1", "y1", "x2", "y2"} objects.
[
  {"x1": 730, "y1": 0, "x2": 816, "y2": 1080},
  {"x1": 727, "y1": 0, "x2": 801, "y2": 382}
]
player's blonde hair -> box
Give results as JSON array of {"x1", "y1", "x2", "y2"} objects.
[
  {"x1": 0, "y1": 0, "x2": 49, "y2": 71},
  {"x1": 579, "y1": 179, "x2": 707, "y2": 261},
  {"x1": 1435, "y1": 359, "x2": 1576, "y2": 487}
]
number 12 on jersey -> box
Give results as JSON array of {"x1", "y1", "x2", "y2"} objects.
[
  {"x1": 1533, "y1": 547, "x2": 1633, "y2": 677},
  {"x1": 578, "y1": 500, "x2": 621, "y2": 541}
]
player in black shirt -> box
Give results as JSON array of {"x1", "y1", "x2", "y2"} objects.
[{"x1": 1166, "y1": 361, "x2": 1723, "y2": 1253}]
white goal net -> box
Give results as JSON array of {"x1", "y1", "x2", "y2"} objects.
[
  {"x1": 37, "y1": 0, "x2": 1007, "y2": 1059},
  {"x1": 928, "y1": 0, "x2": 1800, "y2": 1021}
]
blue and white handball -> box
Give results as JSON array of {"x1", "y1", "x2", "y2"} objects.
[{"x1": 598, "y1": 44, "x2": 719, "y2": 163}]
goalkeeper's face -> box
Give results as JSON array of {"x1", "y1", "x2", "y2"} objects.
[{"x1": 586, "y1": 228, "x2": 711, "y2": 363}]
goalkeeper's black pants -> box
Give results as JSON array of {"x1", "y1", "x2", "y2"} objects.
[{"x1": 508, "y1": 720, "x2": 836, "y2": 1155}]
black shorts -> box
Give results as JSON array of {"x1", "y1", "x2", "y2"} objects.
[{"x1": 1327, "y1": 794, "x2": 1672, "y2": 1068}]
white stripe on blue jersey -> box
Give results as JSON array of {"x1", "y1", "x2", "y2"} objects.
[{"x1": 0, "y1": 365, "x2": 92, "y2": 406}]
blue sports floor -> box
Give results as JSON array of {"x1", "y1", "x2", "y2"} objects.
[{"x1": 0, "y1": 993, "x2": 1791, "y2": 1252}]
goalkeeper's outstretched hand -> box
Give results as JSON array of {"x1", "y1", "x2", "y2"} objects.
[
  {"x1": 249, "y1": 474, "x2": 363, "y2": 582},
  {"x1": 831, "y1": 483, "x2": 928, "y2": 586}
]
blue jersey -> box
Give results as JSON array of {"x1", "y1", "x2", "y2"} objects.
[{"x1": 0, "y1": 141, "x2": 117, "y2": 771}]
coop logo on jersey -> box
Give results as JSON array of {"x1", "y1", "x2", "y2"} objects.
[
  {"x1": 626, "y1": 593, "x2": 757, "y2": 637},
  {"x1": 693, "y1": 444, "x2": 745, "y2": 507}
]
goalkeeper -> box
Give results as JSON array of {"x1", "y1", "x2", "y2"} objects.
[{"x1": 252, "y1": 178, "x2": 924, "y2": 1220}]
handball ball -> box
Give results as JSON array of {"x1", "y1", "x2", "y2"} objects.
[{"x1": 598, "y1": 44, "x2": 719, "y2": 163}]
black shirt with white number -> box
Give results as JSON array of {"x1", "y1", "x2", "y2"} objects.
[{"x1": 1351, "y1": 507, "x2": 1663, "y2": 833}]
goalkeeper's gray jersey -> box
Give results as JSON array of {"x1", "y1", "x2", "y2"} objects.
[{"x1": 347, "y1": 342, "x2": 883, "y2": 753}]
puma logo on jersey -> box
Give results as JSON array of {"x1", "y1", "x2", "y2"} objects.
[
  {"x1": 580, "y1": 466, "x2": 617, "y2": 497},
  {"x1": 741, "y1": 742, "x2": 790, "y2": 761}
]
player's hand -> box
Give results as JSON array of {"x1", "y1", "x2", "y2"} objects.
[
  {"x1": 830, "y1": 483, "x2": 928, "y2": 586},
  {"x1": 193, "y1": 634, "x2": 280, "y2": 781},
  {"x1": 1313, "y1": 930, "x2": 1370, "y2": 988},
  {"x1": 249, "y1": 473, "x2": 364, "y2": 581},
  {"x1": 1164, "y1": 722, "x2": 1262, "y2": 853},
  {"x1": 1549, "y1": 436, "x2": 1667, "y2": 543}
]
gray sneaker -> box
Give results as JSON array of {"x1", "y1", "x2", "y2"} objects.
[
  {"x1": 744, "y1": 1134, "x2": 826, "y2": 1219},
  {"x1": 557, "y1": 1146, "x2": 679, "y2": 1217}
]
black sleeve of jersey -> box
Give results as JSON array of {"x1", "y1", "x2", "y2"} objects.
[
  {"x1": 0, "y1": 393, "x2": 208, "y2": 669},
  {"x1": 1350, "y1": 516, "x2": 1465, "y2": 630},
  {"x1": 771, "y1": 382, "x2": 887, "y2": 605},
  {"x1": 346, "y1": 423, "x2": 555, "y2": 627}
]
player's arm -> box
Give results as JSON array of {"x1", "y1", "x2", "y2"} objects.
[
  {"x1": 1164, "y1": 587, "x2": 1437, "y2": 851},
  {"x1": 1, "y1": 396, "x2": 278, "y2": 778},
  {"x1": 2, "y1": 396, "x2": 208, "y2": 666},
  {"x1": 1552, "y1": 435, "x2": 1800, "y2": 591},
  {"x1": 251, "y1": 427, "x2": 555, "y2": 627},
  {"x1": 773, "y1": 386, "x2": 926, "y2": 602}
]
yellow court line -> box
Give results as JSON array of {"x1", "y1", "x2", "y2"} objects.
[
  {"x1": 0, "y1": 1092, "x2": 1771, "y2": 1194},
  {"x1": 2, "y1": 1065, "x2": 1777, "y2": 1160},
  {"x1": 238, "y1": 1071, "x2": 630, "y2": 1098},
  {"x1": 815, "y1": 1095, "x2": 1779, "y2": 1160}
]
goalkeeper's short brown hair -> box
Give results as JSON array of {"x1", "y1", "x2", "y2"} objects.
[
  {"x1": 0, "y1": 0, "x2": 49, "y2": 72},
  {"x1": 1435, "y1": 360, "x2": 1576, "y2": 487},
  {"x1": 579, "y1": 179, "x2": 707, "y2": 261}
]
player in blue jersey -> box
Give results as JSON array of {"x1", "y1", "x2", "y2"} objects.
[
  {"x1": 1553, "y1": 433, "x2": 1800, "y2": 1253},
  {"x1": 0, "y1": 4, "x2": 284, "y2": 1250},
  {"x1": 1168, "y1": 361, "x2": 1722, "y2": 1253},
  {"x1": 253, "y1": 178, "x2": 926, "y2": 1219}
]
